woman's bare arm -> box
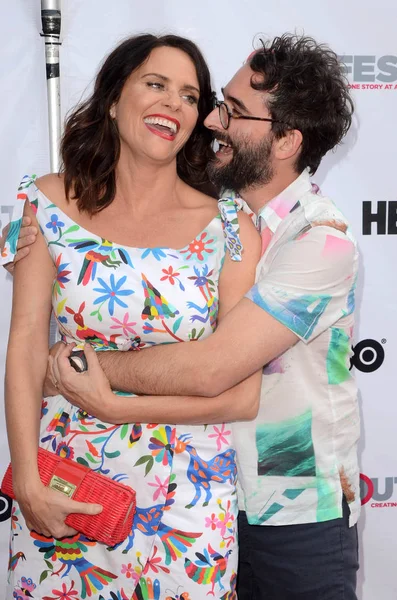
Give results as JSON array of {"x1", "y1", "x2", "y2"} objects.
[{"x1": 5, "y1": 202, "x2": 101, "y2": 538}]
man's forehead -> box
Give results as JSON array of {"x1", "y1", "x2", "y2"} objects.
[
  {"x1": 223, "y1": 64, "x2": 253, "y2": 96},
  {"x1": 222, "y1": 64, "x2": 266, "y2": 105}
]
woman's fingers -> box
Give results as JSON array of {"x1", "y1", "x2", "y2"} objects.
[
  {"x1": 44, "y1": 356, "x2": 59, "y2": 396},
  {"x1": 83, "y1": 342, "x2": 100, "y2": 369},
  {"x1": 22, "y1": 487, "x2": 101, "y2": 539},
  {"x1": 60, "y1": 525, "x2": 78, "y2": 538},
  {"x1": 54, "y1": 343, "x2": 78, "y2": 386},
  {"x1": 48, "y1": 355, "x2": 59, "y2": 389},
  {"x1": 69, "y1": 499, "x2": 103, "y2": 515}
]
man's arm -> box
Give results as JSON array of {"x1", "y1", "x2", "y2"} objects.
[
  {"x1": 98, "y1": 224, "x2": 356, "y2": 398},
  {"x1": 53, "y1": 340, "x2": 262, "y2": 424},
  {"x1": 98, "y1": 297, "x2": 297, "y2": 397},
  {"x1": 52, "y1": 211, "x2": 263, "y2": 423}
]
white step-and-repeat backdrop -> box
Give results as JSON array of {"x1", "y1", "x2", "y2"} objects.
[{"x1": 0, "y1": 1, "x2": 396, "y2": 597}]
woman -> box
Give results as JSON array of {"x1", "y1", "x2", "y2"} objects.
[{"x1": 4, "y1": 34, "x2": 261, "y2": 599}]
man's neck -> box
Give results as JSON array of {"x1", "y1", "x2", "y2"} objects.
[{"x1": 241, "y1": 170, "x2": 300, "y2": 215}]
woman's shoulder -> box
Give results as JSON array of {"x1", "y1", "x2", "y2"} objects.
[
  {"x1": 35, "y1": 173, "x2": 67, "y2": 205},
  {"x1": 179, "y1": 179, "x2": 216, "y2": 206}
]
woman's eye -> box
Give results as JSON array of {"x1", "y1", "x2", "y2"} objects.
[
  {"x1": 183, "y1": 94, "x2": 198, "y2": 105},
  {"x1": 146, "y1": 82, "x2": 164, "y2": 90}
]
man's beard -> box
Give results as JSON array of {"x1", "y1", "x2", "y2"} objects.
[{"x1": 207, "y1": 133, "x2": 274, "y2": 194}]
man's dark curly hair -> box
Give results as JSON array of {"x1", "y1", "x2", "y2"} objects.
[{"x1": 249, "y1": 34, "x2": 354, "y2": 174}]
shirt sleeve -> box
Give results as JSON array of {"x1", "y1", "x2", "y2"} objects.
[
  {"x1": 1, "y1": 175, "x2": 37, "y2": 266},
  {"x1": 245, "y1": 225, "x2": 358, "y2": 342}
]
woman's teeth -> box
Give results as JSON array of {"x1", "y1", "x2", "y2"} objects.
[{"x1": 144, "y1": 116, "x2": 178, "y2": 134}]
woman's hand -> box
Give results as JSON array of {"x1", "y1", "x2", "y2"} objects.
[
  {"x1": 43, "y1": 342, "x2": 65, "y2": 397},
  {"x1": 50, "y1": 343, "x2": 121, "y2": 423},
  {"x1": 1, "y1": 216, "x2": 37, "y2": 274},
  {"x1": 16, "y1": 479, "x2": 102, "y2": 539}
]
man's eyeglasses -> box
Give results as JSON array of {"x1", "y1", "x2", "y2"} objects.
[{"x1": 213, "y1": 97, "x2": 288, "y2": 130}]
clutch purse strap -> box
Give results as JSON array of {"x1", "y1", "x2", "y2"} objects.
[{"x1": 49, "y1": 459, "x2": 88, "y2": 498}]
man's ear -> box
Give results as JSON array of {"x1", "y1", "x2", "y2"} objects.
[{"x1": 274, "y1": 128, "x2": 302, "y2": 162}]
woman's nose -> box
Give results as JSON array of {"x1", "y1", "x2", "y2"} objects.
[{"x1": 163, "y1": 90, "x2": 182, "y2": 112}]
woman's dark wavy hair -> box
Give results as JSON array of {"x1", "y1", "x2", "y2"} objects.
[
  {"x1": 249, "y1": 34, "x2": 354, "y2": 174},
  {"x1": 61, "y1": 34, "x2": 214, "y2": 214}
]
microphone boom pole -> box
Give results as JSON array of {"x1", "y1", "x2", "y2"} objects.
[{"x1": 40, "y1": 0, "x2": 62, "y2": 173}]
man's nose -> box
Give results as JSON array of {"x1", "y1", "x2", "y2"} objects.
[{"x1": 204, "y1": 106, "x2": 222, "y2": 130}]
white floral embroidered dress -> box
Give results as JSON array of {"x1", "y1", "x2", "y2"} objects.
[{"x1": 3, "y1": 175, "x2": 242, "y2": 600}]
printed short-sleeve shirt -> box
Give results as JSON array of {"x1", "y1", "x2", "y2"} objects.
[{"x1": 228, "y1": 169, "x2": 360, "y2": 527}]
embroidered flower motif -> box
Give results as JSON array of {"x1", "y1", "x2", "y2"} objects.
[
  {"x1": 93, "y1": 274, "x2": 134, "y2": 316},
  {"x1": 56, "y1": 442, "x2": 74, "y2": 460},
  {"x1": 217, "y1": 510, "x2": 234, "y2": 537},
  {"x1": 149, "y1": 425, "x2": 175, "y2": 466},
  {"x1": 161, "y1": 266, "x2": 178, "y2": 284},
  {"x1": 142, "y1": 322, "x2": 154, "y2": 334},
  {"x1": 121, "y1": 562, "x2": 140, "y2": 583},
  {"x1": 42, "y1": 580, "x2": 79, "y2": 600},
  {"x1": 41, "y1": 399, "x2": 48, "y2": 418},
  {"x1": 180, "y1": 232, "x2": 215, "y2": 261},
  {"x1": 110, "y1": 312, "x2": 137, "y2": 336},
  {"x1": 142, "y1": 545, "x2": 170, "y2": 575},
  {"x1": 216, "y1": 498, "x2": 235, "y2": 537},
  {"x1": 148, "y1": 475, "x2": 170, "y2": 501},
  {"x1": 46, "y1": 213, "x2": 65, "y2": 235},
  {"x1": 11, "y1": 506, "x2": 22, "y2": 532},
  {"x1": 53, "y1": 253, "x2": 71, "y2": 298},
  {"x1": 208, "y1": 423, "x2": 231, "y2": 451},
  {"x1": 163, "y1": 473, "x2": 177, "y2": 511},
  {"x1": 140, "y1": 247, "x2": 167, "y2": 261},
  {"x1": 204, "y1": 512, "x2": 219, "y2": 530}
]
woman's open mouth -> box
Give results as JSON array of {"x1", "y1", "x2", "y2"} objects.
[{"x1": 144, "y1": 115, "x2": 180, "y2": 141}]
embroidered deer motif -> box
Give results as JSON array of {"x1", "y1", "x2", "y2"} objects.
[{"x1": 175, "y1": 434, "x2": 237, "y2": 509}]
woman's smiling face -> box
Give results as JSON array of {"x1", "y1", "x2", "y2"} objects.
[{"x1": 113, "y1": 46, "x2": 201, "y2": 164}]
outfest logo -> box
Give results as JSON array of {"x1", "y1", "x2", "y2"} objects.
[
  {"x1": 360, "y1": 474, "x2": 397, "y2": 508},
  {"x1": 0, "y1": 491, "x2": 12, "y2": 523},
  {"x1": 350, "y1": 339, "x2": 386, "y2": 373},
  {"x1": 339, "y1": 54, "x2": 397, "y2": 90}
]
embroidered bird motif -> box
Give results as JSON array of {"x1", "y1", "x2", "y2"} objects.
[
  {"x1": 184, "y1": 545, "x2": 233, "y2": 596},
  {"x1": 67, "y1": 238, "x2": 133, "y2": 286},
  {"x1": 8, "y1": 549, "x2": 26, "y2": 574},
  {"x1": 32, "y1": 533, "x2": 116, "y2": 599}
]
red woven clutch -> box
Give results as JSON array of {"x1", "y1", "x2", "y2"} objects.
[{"x1": 1, "y1": 448, "x2": 136, "y2": 546}]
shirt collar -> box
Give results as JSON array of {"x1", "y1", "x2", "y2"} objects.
[{"x1": 257, "y1": 169, "x2": 313, "y2": 235}]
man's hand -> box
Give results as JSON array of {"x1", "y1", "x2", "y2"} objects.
[
  {"x1": 1, "y1": 217, "x2": 38, "y2": 274},
  {"x1": 50, "y1": 343, "x2": 119, "y2": 422}
]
